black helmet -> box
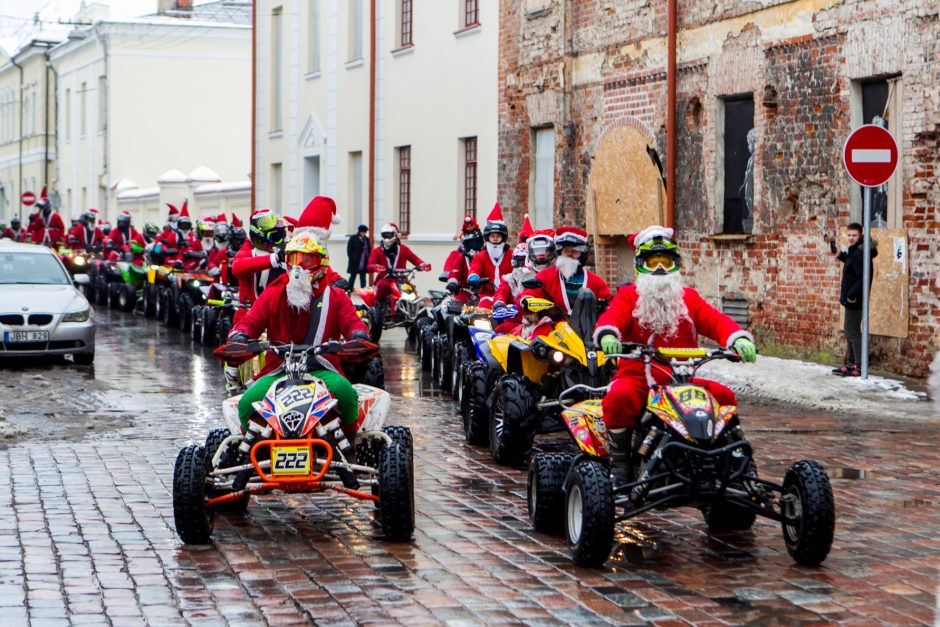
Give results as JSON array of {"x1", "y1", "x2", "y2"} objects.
[
  {"x1": 10, "y1": 216, "x2": 20, "y2": 228},
  {"x1": 117, "y1": 212, "x2": 131, "y2": 228},
  {"x1": 249, "y1": 210, "x2": 287, "y2": 252},
  {"x1": 81, "y1": 210, "x2": 96, "y2": 224},
  {"x1": 177, "y1": 215, "x2": 192, "y2": 231},
  {"x1": 483, "y1": 220, "x2": 508, "y2": 244},
  {"x1": 214, "y1": 221, "x2": 230, "y2": 243},
  {"x1": 229, "y1": 226, "x2": 247, "y2": 250},
  {"x1": 526, "y1": 233, "x2": 557, "y2": 271},
  {"x1": 461, "y1": 229, "x2": 483, "y2": 256}
]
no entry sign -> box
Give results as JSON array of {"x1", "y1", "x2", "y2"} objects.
[
  {"x1": 21, "y1": 191, "x2": 36, "y2": 206},
  {"x1": 842, "y1": 124, "x2": 898, "y2": 187}
]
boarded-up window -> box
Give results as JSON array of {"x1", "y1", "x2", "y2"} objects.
[
  {"x1": 721, "y1": 96, "x2": 754, "y2": 234},
  {"x1": 532, "y1": 128, "x2": 555, "y2": 230}
]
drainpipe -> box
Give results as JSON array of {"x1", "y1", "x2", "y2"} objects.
[
  {"x1": 368, "y1": 0, "x2": 376, "y2": 238},
  {"x1": 45, "y1": 50, "x2": 58, "y2": 194},
  {"x1": 93, "y1": 24, "x2": 109, "y2": 218},
  {"x1": 11, "y1": 55, "x2": 23, "y2": 221},
  {"x1": 665, "y1": 0, "x2": 677, "y2": 230},
  {"x1": 250, "y1": 1, "x2": 256, "y2": 211}
]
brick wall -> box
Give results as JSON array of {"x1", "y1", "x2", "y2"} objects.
[{"x1": 498, "y1": 0, "x2": 940, "y2": 376}]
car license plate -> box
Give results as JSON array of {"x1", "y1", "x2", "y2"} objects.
[
  {"x1": 271, "y1": 445, "x2": 311, "y2": 476},
  {"x1": 3, "y1": 330, "x2": 49, "y2": 343}
]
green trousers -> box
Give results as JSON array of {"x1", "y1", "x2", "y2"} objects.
[{"x1": 237, "y1": 369, "x2": 359, "y2": 431}]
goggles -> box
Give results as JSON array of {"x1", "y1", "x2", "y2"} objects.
[
  {"x1": 381, "y1": 232, "x2": 397, "y2": 240},
  {"x1": 286, "y1": 251, "x2": 325, "y2": 271},
  {"x1": 637, "y1": 252, "x2": 680, "y2": 274}
]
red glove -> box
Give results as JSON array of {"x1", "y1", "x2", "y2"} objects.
[{"x1": 419, "y1": 263, "x2": 431, "y2": 271}]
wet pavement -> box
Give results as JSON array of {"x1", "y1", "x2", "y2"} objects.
[{"x1": 0, "y1": 308, "x2": 938, "y2": 625}]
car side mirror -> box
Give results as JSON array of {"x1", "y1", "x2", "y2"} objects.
[
  {"x1": 521, "y1": 278, "x2": 543, "y2": 290},
  {"x1": 438, "y1": 272, "x2": 450, "y2": 283},
  {"x1": 73, "y1": 274, "x2": 90, "y2": 286}
]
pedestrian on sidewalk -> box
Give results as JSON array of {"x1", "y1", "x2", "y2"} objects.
[
  {"x1": 832, "y1": 222, "x2": 877, "y2": 377},
  {"x1": 346, "y1": 224, "x2": 370, "y2": 290}
]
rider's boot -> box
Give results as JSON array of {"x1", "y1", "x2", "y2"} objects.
[
  {"x1": 224, "y1": 363, "x2": 241, "y2": 396},
  {"x1": 607, "y1": 428, "x2": 632, "y2": 486}
]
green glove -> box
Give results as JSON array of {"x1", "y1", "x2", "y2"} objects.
[
  {"x1": 732, "y1": 338, "x2": 757, "y2": 363},
  {"x1": 600, "y1": 334, "x2": 621, "y2": 356}
]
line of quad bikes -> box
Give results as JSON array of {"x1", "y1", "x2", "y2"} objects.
[{"x1": 72, "y1": 247, "x2": 835, "y2": 569}]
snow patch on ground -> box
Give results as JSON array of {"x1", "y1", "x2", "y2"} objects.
[{"x1": 697, "y1": 354, "x2": 933, "y2": 419}]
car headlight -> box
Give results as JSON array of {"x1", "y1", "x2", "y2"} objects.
[{"x1": 62, "y1": 307, "x2": 91, "y2": 322}]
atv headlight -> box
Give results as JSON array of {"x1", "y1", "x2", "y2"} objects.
[
  {"x1": 191, "y1": 280, "x2": 202, "y2": 287},
  {"x1": 551, "y1": 350, "x2": 566, "y2": 364},
  {"x1": 472, "y1": 318, "x2": 493, "y2": 330},
  {"x1": 62, "y1": 306, "x2": 91, "y2": 322},
  {"x1": 73, "y1": 256, "x2": 87, "y2": 266}
]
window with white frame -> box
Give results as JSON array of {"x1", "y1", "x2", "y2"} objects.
[
  {"x1": 308, "y1": 0, "x2": 320, "y2": 74},
  {"x1": 348, "y1": 0, "x2": 363, "y2": 61},
  {"x1": 271, "y1": 7, "x2": 283, "y2": 131},
  {"x1": 461, "y1": 137, "x2": 477, "y2": 219},
  {"x1": 348, "y1": 152, "x2": 363, "y2": 228},
  {"x1": 397, "y1": 146, "x2": 411, "y2": 235},
  {"x1": 532, "y1": 128, "x2": 555, "y2": 229}
]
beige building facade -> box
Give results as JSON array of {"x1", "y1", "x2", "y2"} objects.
[{"x1": 254, "y1": 0, "x2": 498, "y2": 292}]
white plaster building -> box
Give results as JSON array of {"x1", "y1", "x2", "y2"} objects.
[
  {"x1": 49, "y1": 1, "x2": 252, "y2": 225},
  {"x1": 254, "y1": 0, "x2": 498, "y2": 292}
]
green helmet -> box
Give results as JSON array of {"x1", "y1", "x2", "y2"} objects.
[{"x1": 634, "y1": 236, "x2": 681, "y2": 275}]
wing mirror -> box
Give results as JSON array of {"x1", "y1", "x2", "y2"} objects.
[{"x1": 73, "y1": 274, "x2": 90, "y2": 286}]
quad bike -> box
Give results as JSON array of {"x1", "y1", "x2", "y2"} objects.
[
  {"x1": 443, "y1": 304, "x2": 495, "y2": 398},
  {"x1": 406, "y1": 285, "x2": 446, "y2": 350},
  {"x1": 355, "y1": 267, "x2": 429, "y2": 344},
  {"x1": 458, "y1": 305, "x2": 518, "y2": 445},
  {"x1": 141, "y1": 244, "x2": 184, "y2": 320},
  {"x1": 527, "y1": 344, "x2": 836, "y2": 568},
  {"x1": 173, "y1": 269, "x2": 219, "y2": 333},
  {"x1": 429, "y1": 279, "x2": 490, "y2": 392},
  {"x1": 413, "y1": 272, "x2": 453, "y2": 370},
  {"x1": 106, "y1": 261, "x2": 148, "y2": 312},
  {"x1": 485, "y1": 290, "x2": 612, "y2": 466},
  {"x1": 173, "y1": 339, "x2": 414, "y2": 544}
]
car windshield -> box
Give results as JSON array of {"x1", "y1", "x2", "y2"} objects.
[{"x1": 0, "y1": 252, "x2": 71, "y2": 285}]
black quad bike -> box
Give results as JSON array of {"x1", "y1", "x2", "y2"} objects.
[{"x1": 527, "y1": 343, "x2": 836, "y2": 569}]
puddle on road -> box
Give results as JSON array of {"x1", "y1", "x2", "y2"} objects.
[{"x1": 828, "y1": 466, "x2": 883, "y2": 480}]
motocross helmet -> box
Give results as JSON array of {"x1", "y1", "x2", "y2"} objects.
[
  {"x1": 177, "y1": 215, "x2": 192, "y2": 232},
  {"x1": 526, "y1": 233, "x2": 557, "y2": 271},
  {"x1": 380, "y1": 223, "x2": 400, "y2": 249},
  {"x1": 461, "y1": 229, "x2": 484, "y2": 256},
  {"x1": 214, "y1": 221, "x2": 229, "y2": 243},
  {"x1": 511, "y1": 243, "x2": 528, "y2": 268},
  {"x1": 635, "y1": 236, "x2": 681, "y2": 275},
  {"x1": 143, "y1": 222, "x2": 160, "y2": 242},
  {"x1": 101, "y1": 222, "x2": 112, "y2": 235},
  {"x1": 117, "y1": 213, "x2": 131, "y2": 228},
  {"x1": 229, "y1": 226, "x2": 247, "y2": 250},
  {"x1": 70, "y1": 213, "x2": 82, "y2": 227},
  {"x1": 554, "y1": 227, "x2": 590, "y2": 260},
  {"x1": 285, "y1": 232, "x2": 329, "y2": 283},
  {"x1": 81, "y1": 210, "x2": 96, "y2": 225},
  {"x1": 249, "y1": 211, "x2": 287, "y2": 252},
  {"x1": 483, "y1": 220, "x2": 509, "y2": 245},
  {"x1": 196, "y1": 219, "x2": 214, "y2": 239}
]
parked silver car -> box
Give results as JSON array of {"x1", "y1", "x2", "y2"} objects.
[{"x1": 0, "y1": 241, "x2": 96, "y2": 363}]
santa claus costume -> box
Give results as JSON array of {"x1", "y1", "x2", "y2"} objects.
[
  {"x1": 446, "y1": 216, "x2": 484, "y2": 302},
  {"x1": 106, "y1": 211, "x2": 146, "y2": 264},
  {"x1": 368, "y1": 223, "x2": 429, "y2": 304},
  {"x1": 486, "y1": 214, "x2": 536, "y2": 318},
  {"x1": 468, "y1": 203, "x2": 513, "y2": 298}
]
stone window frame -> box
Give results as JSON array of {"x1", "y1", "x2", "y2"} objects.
[
  {"x1": 715, "y1": 93, "x2": 756, "y2": 235},
  {"x1": 849, "y1": 74, "x2": 903, "y2": 229},
  {"x1": 397, "y1": 146, "x2": 412, "y2": 235},
  {"x1": 462, "y1": 137, "x2": 478, "y2": 219}
]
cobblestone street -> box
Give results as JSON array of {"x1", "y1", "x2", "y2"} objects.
[{"x1": 0, "y1": 309, "x2": 937, "y2": 626}]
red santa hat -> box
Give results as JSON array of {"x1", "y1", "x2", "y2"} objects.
[
  {"x1": 626, "y1": 225, "x2": 675, "y2": 252},
  {"x1": 231, "y1": 214, "x2": 243, "y2": 228},
  {"x1": 485, "y1": 202, "x2": 505, "y2": 226},
  {"x1": 118, "y1": 211, "x2": 131, "y2": 220},
  {"x1": 554, "y1": 226, "x2": 589, "y2": 247},
  {"x1": 179, "y1": 201, "x2": 190, "y2": 218},
  {"x1": 293, "y1": 195, "x2": 340, "y2": 241},
  {"x1": 518, "y1": 213, "x2": 534, "y2": 243},
  {"x1": 216, "y1": 213, "x2": 227, "y2": 224},
  {"x1": 166, "y1": 203, "x2": 180, "y2": 219},
  {"x1": 461, "y1": 215, "x2": 480, "y2": 235},
  {"x1": 40, "y1": 185, "x2": 48, "y2": 201}
]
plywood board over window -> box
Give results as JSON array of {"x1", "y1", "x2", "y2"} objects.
[
  {"x1": 587, "y1": 125, "x2": 664, "y2": 237},
  {"x1": 838, "y1": 227, "x2": 909, "y2": 338}
]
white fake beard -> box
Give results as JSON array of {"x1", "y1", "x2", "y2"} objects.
[
  {"x1": 633, "y1": 272, "x2": 688, "y2": 339},
  {"x1": 382, "y1": 238, "x2": 396, "y2": 249},
  {"x1": 556, "y1": 255, "x2": 581, "y2": 280},
  {"x1": 202, "y1": 237, "x2": 214, "y2": 249},
  {"x1": 511, "y1": 266, "x2": 531, "y2": 285},
  {"x1": 286, "y1": 266, "x2": 313, "y2": 310},
  {"x1": 486, "y1": 242, "x2": 503, "y2": 259}
]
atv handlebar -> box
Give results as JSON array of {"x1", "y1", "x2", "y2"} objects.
[
  {"x1": 556, "y1": 384, "x2": 610, "y2": 411},
  {"x1": 605, "y1": 343, "x2": 741, "y2": 369},
  {"x1": 213, "y1": 339, "x2": 379, "y2": 364}
]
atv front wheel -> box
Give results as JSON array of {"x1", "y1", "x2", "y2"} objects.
[
  {"x1": 143, "y1": 284, "x2": 157, "y2": 318},
  {"x1": 201, "y1": 307, "x2": 218, "y2": 346},
  {"x1": 108, "y1": 283, "x2": 121, "y2": 309},
  {"x1": 462, "y1": 363, "x2": 489, "y2": 446},
  {"x1": 165, "y1": 282, "x2": 181, "y2": 328},
  {"x1": 369, "y1": 305, "x2": 384, "y2": 344},
  {"x1": 173, "y1": 445, "x2": 214, "y2": 544},
  {"x1": 95, "y1": 273, "x2": 110, "y2": 306},
  {"x1": 190, "y1": 305, "x2": 203, "y2": 341},
  {"x1": 214, "y1": 311, "x2": 233, "y2": 347},
  {"x1": 565, "y1": 460, "x2": 614, "y2": 567},
  {"x1": 377, "y1": 442, "x2": 414, "y2": 540},
  {"x1": 118, "y1": 283, "x2": 136, "y2": 312},
  {"x1": 435, "y1": 335, "x2": 453, "y2": 393},
  {"x1": 451, "y1": 343, "x2": 468, "y2": 398},
  {"x1": 419, "y1": 324, "x2": 435, "y2": 371},
  {"x1": 489, "y1": 375, "x2": 536, "y2": 466},
  {"x1": 204, "y1": 429, "x2": 249, "y2": 513},
  {"x1": 178, "y1": 294, "x2": 195, "y2": 333},
  {"x1": 528, "y1": 452, "x2": 573, "y2": 533},
  {"x1": 781, "y1": 460, "x2": 835, "y2": 566}
]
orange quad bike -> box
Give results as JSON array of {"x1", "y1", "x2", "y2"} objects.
[
  {"x1": 173, "y1": 339, "x2": 414, "y2": 544},
  {"x1": 527, "y1": 343, "x2": 835, "y2": 569}
]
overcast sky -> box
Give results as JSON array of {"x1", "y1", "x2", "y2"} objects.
[{"x1": 0, "y1": 0, "x2": 172, "y2": 54}]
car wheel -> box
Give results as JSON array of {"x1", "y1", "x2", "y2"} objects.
[{"x1": 72, "y1": 351, "x2": 95, "y2": 366}]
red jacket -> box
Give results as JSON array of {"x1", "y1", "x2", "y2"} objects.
[
  {"x1": 519, "y1": 266, "x2": 612, "y2": 314},
  {"x1": 66, "y1": 224, "x2": 105, "y2": 252},
  {"x1": 232, "y1": 276, "x2": 368, "y2": 378},
  {"x1": 469, "y1": 245, "x2": 513, "y2": 298},
  {"x1": 154, "y1": 228, "x2": 202, "y2": 268},
  {"x1": 446, "y1": 251, "x2": 476, "y2": 302},
  {"x1": 368, "y1": 243, "x2": 425, "y2": 281},
  {"x1": 443, "y1": 249, "x2": 462, "y2": 273},
  {"x1": 2, "y1": 228, "x2": 27, "y2": 242},
  {"x1": 28, "y1": 211, "x2": 65, "y2": 246},
  {"x1": 232, "y1": 241, "x2": 285, "y2": 305},
  {"x1": 593, "y1": 283, "x2": 751, "y2": 377},
  {"x1": 106, "y1": 227, "x2": 146, "y2": 263}
]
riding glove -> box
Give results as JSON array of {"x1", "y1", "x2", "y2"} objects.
[
  {"x1": 599, "y1": 334, "x2": 621, "y2": 357},
  {"x1": 732, "y1": 338, "x2": 757, "y2": 363}
]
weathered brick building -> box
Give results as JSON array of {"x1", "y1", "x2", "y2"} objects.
[{"x1": 499, "y1": 0, "x2": 939, "y2": 376}]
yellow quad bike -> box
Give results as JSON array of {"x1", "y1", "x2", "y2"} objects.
[
  {"x1": 484, "y1": 289, "x2": 612, "y2": 466},
  {"x1": 528, "y1": 344, "x2": 835, "y2": 570},
  {"x1": 142, "y1": 260, "x2": 182, "y2": 320}
]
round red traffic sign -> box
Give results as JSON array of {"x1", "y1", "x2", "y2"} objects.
[
  {"x1": 21, "y1": 191, "x2": 36, "y2": 206},
  {"x1": 842, "y1": 124, "x2": 898, "y2": 187}
]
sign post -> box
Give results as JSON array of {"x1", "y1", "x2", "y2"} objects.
[{"x1": 841, "y1": 124, "x2": 899, "y2": 379}]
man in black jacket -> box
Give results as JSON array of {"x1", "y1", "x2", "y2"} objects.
[
  {"x1": 346, "y1": 224, "x2": 370, "y2": 290},
  {"x1": 833, "y1": 222, "x2": 877, "y2": 376}
]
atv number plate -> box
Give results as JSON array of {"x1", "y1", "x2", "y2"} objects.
[
  {"x1": 3, "y1": 330, "x2": 48, "y2": 343},
  {"x1": 271, "y1": 446, "x2": 311, "y2": 476}
]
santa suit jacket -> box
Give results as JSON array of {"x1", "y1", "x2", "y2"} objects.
[
  {"x1": 368, "y1": 243, "x2": 424, "y2": 281},
  {"x1": 468, "y1": 245, "x2": 512, "y2": 297},
  {"x1": 105, "y1": 227, "x2": 145, "y2": 263},
  {"x1": 29, "y1": 212, "x2": 65, "y2": 246},
  {"x1": 66, "y1": 224, "x2": 105, "y2": 252},
  {"x1": 232, "y1": 275, "x2": 368, "y2": 378},
  {"x1": 592, "y1": 283, "x2": 752, "y2": 378},
  {"x1": 519, "y1": 266, "x2": 612, "y2": 314},
  {"x1": 446, "y1": 251, "x2": 475, "y2": 302},
  {"x1": 232, "y1": 241, "x2": 285, "y2": 304},
  {"x1": 2, "y1": 228, "x2": 27, "y2": 242}
]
